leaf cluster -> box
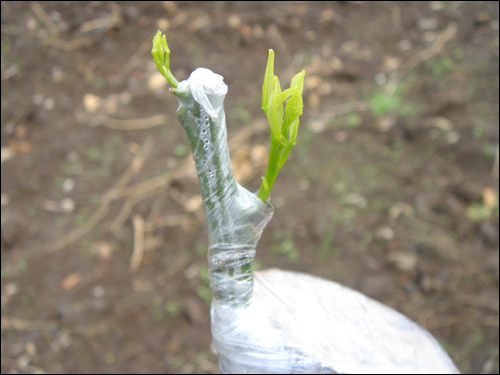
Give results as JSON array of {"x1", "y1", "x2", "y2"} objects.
[{"x1": 258, "y1": 50, "x2": 305, "y2": 202}]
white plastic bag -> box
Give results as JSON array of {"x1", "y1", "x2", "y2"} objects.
[{"x1": 213, "y1": 269, "x2": 459, "y2": 373}]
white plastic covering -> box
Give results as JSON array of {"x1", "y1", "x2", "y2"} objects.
[
  {"x1": 173, "y1": 67, "x2": 459, "y2": 374},
  {"x1": 189, "y1": 68, "x2": 228, "y2": 121},
  {"x1": 213, "y1": 269, "x2": 460, "y2": 374}
]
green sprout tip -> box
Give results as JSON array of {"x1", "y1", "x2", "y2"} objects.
[{"x1": 152, "y1": 30, "x2": 178, "y2": 88}]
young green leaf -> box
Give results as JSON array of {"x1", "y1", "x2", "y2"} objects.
[
  {"x1": 268, "y1": 76, "x2": 286, "y2": 144},
  {"x1": 262, "y1": 49, "x2": 275, "y2": 115},
  {"x1": 257, "y1": 51, "x2": 305, "y2": 202},
  {"x1": 283, "y1": 71, "x2": 305, "y2": 136}
]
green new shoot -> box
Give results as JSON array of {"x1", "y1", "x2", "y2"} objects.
[
  {"x1": 257, "y1": 50, "x2": 305, "y2": 202},
  {"x1": 151, "y1": 32, "x2": 305, "y2": 203},
  {"x1": 152, "y1": 30, "x2": 178, "y2": 88}
]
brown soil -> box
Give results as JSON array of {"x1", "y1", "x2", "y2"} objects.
[{"x1": 1, "y1": 1, "x2": 499, "y2": 373}]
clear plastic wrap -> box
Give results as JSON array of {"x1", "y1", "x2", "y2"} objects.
[
  {"x1": 174, "y1": 68, "x2": 274, "y2": 308},
  {"x1": 172, "y1": 68, "x2": 459, "y2": 374}
]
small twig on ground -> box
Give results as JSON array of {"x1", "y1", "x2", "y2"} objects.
[
  {"x1": 41, "y1": 200, "x2": 111, "y2": 254},
  {"x1": 41, "y1": 36, "x2": 93, "y2": 51},
  {"x1": 79, "y1": 13, "x2": 122, "y2": 33},
  {"x1": 41, "y1": 136, "x2": 155, "y2": 255},
  {"x1": 1, "y1": 316, "x2": 59, "y2": 331},
  {"x1": 62, "y1": 322, "x2": 109, "y2": 337},
  {"x1": 390, "y1": 2, "x2": 402, "y2": 29},
  {"x1": 321, "y1": 100, "x2": 369, "y2": 118},
  {"x1": 113, "y1": 119, "x2": 269, "y2": 233},
  {"x1": 1, "y1": 64, "x2": 20, "y2": 81},
  {"x1": 111, "y1": 182, "x2": 169, "y2": 234},
  {"x1": 130, "y1": 214, "x2": 145, "y2": 271},
  {"x1": 381, "y1": 21, "x2": 457, "y2": 102},
  {"x1": 454, "y1": 295, "x2": 499, "y2": 312},
  {"x1": 121, "y1": 34, "x2": 158, "y2": 78},
  {"x1": 399, "y1": 22, "x2": 458, "y2": 79},
  {"x1": 383, "y1": 68, "x2": 399, "y2": 98},
  {"x1": 104, "y1": 114, "x2": 168, "y2": 130},
  {"x1": 426, "y1": 314, "x2": 498, "y2": 330},
  {"x1": 144, "y1": 214, "x2": 196, "y2": 231},
  {"x1": 267, "y1": 24, "x2": 292, "y2": 64},
  {"x1": 228, "y1": 119, "x2": 269, "y2": 152},
  {"x1": 114, "y1": 136, "x2": 156, "y2": 190},
  {"x1": 30, "y1": 1, "x2": 59, "y2": 36},
  {"x1": 418, "y1": 294, "x2": 499, "y2": 329},
  {"x1": 280, "y1": 52, "x2": 306, "y2": 86},
  {"x1": 147, "y1": 193, "x2": 168, "y2": 224},
  {"x1": 43, "y1": 117, "x2": 268, "y2": 253},
  {"x1": 4, "y1": 111, "x2": 26, "y2": 135}
]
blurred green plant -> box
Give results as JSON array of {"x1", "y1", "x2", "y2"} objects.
[
  {"x1": 25, "y1": 284, "x2": 36, "y2": 296},
  {"x1": 473, "y1": 125, "x2": 485, "y2": 140},
  {"x1": 367, "y1": 83, "x2": 421, "y2": 119},
  {"x1": 196, "y1": 265, "x2": 212, "y2": 305},
  {"x1": 165, "y1": 300, "x2": 180, "y2": 318},
  {"x1": 17, "y1": 259, "x2": 28, "y2": 272},
  {"x1": 368, "y1": 91, "x2": 401, "y2": 118},
  {"x1": 74, "y1": 209, "x2": 91, "y2": 226},
  {"x1": 194, "y1": 351, "x2": 210, "y2": 365},
  {"x1": 318, "y1": 230, "x2": 335, "y2": 259},
  {"x1": 25, "y1": 205, "x2": 36, "y2": 218},
  {"x1": 20, "y1": 295, "x2": 30, "y2": 306},
  {"x1": 233, "y1": 105, "x2": 252, "y2": 124},
  {"x1": 272, "y1": 237, "x2": 299, "y2": 263},
  {"x1": 170, "y1": 355, "x2": 186, "y2": 369},
  {"x1": 271, "y1": 230, "x2": 299, "y2": 263},
  {"x1": 428, "y1": 56, "x2": 454, "y2": 76},
  {"x1": 1, "y1": 266, "x2": 14, "y2": 278},
  {"x1": 196, "y1": 284, "x2": 212, "y2": 305},
  {"x1": 453, "y1": 47, "x2": 464, "y2": 61},
  {"x1": 89, "y1": 77, "x2": 106, "y2": 90},
  {"x1": 359, "y1": 232, "x2": 372, "y2": 252},
  {"x1": 84, "y1": 146, "x2": 100, "y2": 161},
  {"x1": 466, "y1": 202, "x2": 496, "y2": 223},
  {"x1": 482, "y1": 143, "x2": 496, "y2": 159},
  {"x1": 1, "y1": 40, "x2": 10, "y2": 56},
  {"x1": 346, "y1": 113, "x2": 363, "y2": 129},
  {"x1": 104, "y1": 352, "x2": 116, "y2": 365},
  {"x1": 174, "y1": 143, "x2": 189, "y2": 158}
]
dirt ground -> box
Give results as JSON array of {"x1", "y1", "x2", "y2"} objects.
[{"x1": 1, "y1": 1, "x2": 499, "y2": 373}]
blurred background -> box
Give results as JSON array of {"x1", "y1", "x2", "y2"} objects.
[{"x1": 1, "y1": 1, "x2": 498, "y2": 373}]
